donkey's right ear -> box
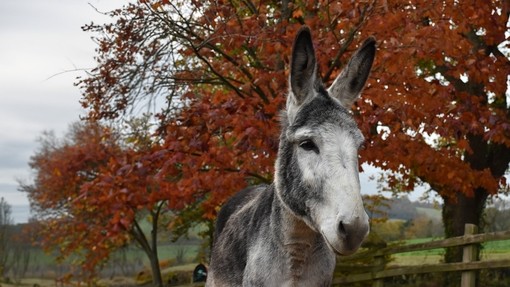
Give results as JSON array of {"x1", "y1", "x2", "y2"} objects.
[
  {"x1": 289, "y1": 26, "x2": 318, "y2": 107},
  {"x1": 328, "y1": 37, "x2": 376, "y2": 108}
]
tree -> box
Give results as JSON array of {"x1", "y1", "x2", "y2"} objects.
[
  {"x1": 20, "y1": 121, "x2": 171, "y2": 285},
  {"x1": 8, "y1": 224, "x2": 32, "y2": 284},
  {"x1": 0, "y1": 197, "x2": 13, "y2": 278},
  {"x1": 77, "y1": 0, "x2": 509, "y2": 274},
  {"x1": 355, "y1": 2, "x2": 510, "y2": 271}
]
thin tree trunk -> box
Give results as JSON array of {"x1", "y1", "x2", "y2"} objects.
[
  {"x1": 132, "y1": 214, "x2": 164, "y2": 287},
  {"x1": 148, "y1": 251, "x2": 163, "y2": 287},
  {"x1": 149, "y1": 202, "x2": 164, "y2": 287}
]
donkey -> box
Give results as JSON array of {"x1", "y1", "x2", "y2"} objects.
[{"x1": 207, "y1": 26, "x2": 376, "y2": 286}]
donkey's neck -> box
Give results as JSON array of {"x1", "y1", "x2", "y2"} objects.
[{"x1": 272, "y1": 194, "x2": 319, "y2": 281}]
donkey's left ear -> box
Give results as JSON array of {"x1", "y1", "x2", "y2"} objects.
[
  {"x1": 290, "y1": 26, "x2": 318, "y2": 106},
  {"x1": 328, "y1": 37, "x2": 376, "y2": 108}
]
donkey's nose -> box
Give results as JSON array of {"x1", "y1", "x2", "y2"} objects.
[
  {"x1": 338, "y1": 221, "x2": 347, "y2": 239},
  {"x1": 338, "y1": 218, "x2": 369, "y2": 246}
]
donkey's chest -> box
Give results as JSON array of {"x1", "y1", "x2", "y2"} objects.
[{"x1": 243, "y1": 238, "x2": 336, "y2": 286}]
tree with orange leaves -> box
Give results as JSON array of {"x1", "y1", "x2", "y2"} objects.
[{"x1": 21, "y1": 120, "x2": 171, "y2": 285}]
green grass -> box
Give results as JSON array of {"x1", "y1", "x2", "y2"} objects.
[
  {"x1": 389, "y1": 237, "x2": 445, "y2": 257},
  {"x1": 482, "y1": 238, "x2": 510, "y2": 253},
  {"x1": 26, "y1": 242, "x2": 203, "y2": 272},
  {"x1": 402, "y1": 237, "x2": 440, "y2": 244},
  {"x1": 105, "y1": 242, "x2": 202, "y2": 267},
  {"x1": 388, "y1": 237, "x2": 510, "y2": 266},
  {"x1": 398, "y1": 237, "x2": 510, "y2": 254},
  {"x1": 391, "y1": 254, "x2": 443, "y2": 266},
  {"x1": 28, "y1": 247, "x2": 90, "y2": 269}
]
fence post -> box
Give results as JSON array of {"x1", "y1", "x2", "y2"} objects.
[
  {"x1": 372, "y1": 255, "x2": 385, "y2": 287},
  {"x1": 461, "y1": 223, "x2": 478, "y2": 287}
]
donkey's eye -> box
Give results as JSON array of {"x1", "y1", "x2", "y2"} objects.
[{"x1": 299, "y1": 140, "x2": 318, "y2": 153}]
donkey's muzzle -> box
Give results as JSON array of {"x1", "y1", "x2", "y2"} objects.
[
  {"x1": 337, "y1": 216, "x2": 369, "y2": 254},
  {"x1": 338, "y1": 221, "x2": 347, "y2": 239}
]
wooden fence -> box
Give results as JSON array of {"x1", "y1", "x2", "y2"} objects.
[{"x1": 333, "y1": 224, "x2": 510, "y2": 287}]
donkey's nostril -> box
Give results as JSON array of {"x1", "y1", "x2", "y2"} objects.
[{"x1": 338, "y1": 221, "x2": 347, "y2": 238}]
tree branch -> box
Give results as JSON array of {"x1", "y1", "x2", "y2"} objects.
[
  {"x1": 148, "y1": 3, "x2": 270, "y2": 103},
  {"x1": 323, "y1": 1, "x2": 374, "y2": 82},
  {"x1": 131, "y1": 219, "x2": 152, "y2": 256}
]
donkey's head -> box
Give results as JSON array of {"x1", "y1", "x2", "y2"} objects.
[{"x1": 275, "y1": 26, "x2": 375, "y2": 256}]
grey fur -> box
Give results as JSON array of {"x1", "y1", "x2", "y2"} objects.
[{"x1": 207, "y1": 26, "x2": 375, "y2": 286}]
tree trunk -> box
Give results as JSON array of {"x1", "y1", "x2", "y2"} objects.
[
  {"x1": 442, "y1": 189, "x2": 487, "y2": 262},
  {"x1": 148, "y1": 251, "x2": 163, "y2": 287},
  {"x1": 132, "y1": 217, "x2": 164, "y2": 287},
  {"x1": 149, "y1": 205, "x2": 164, "y2": 287},
  {"x1": 441, "y1": 188, "x2": 487, "y2": 286},
  {"x1": 441, "y1": 134, "x2": 510, "y2": 286}
]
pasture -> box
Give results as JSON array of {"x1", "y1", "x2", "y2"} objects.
[
  {"x1": 2, "y1": 242, "x2": 203, "y2": 286},
  {"x1": 335, "y1": 225, "x2": 510, "y2": 286},
  {"x1": 3, "y1": 234, "x2": 509, "y2": 286},
  {"x1": 391, "y1": 237, "x2": 510, "y2": 266}
]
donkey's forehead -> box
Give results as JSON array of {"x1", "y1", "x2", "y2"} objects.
[
  {"x1": 293, "y1": 122, "x2": 363, "y2": 141},
  {"x1": 290, "y1": 93, "x2": 359, "y2": 134}
]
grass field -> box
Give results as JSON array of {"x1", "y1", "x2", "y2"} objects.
[
  {"x1": 5, "y1": 234, "x2": 509, "y2": 286},
  {"x1": 3, "y1": 244, "x2": 204, "y2": 287},
  {"x1": 25, "y1": 242, "x2": 202, "y2": 265},
  {"x1": 117, "y1": 243, "x2": 202, "y2": 263},
  {"x1": 389, "y1": 237, "x2": 510, "y2": 266}
]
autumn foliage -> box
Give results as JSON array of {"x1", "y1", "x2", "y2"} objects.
[
  {"x1": 24, "y1": 0, "x2": 509, "y2": 278},
  {"x1": 22, "y1": 123, "x2": 125, "y2": 271}
]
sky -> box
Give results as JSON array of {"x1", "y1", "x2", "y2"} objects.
[
  {"x1": 0, "y1": 0, "x2": 120, "y2": 222},
  {"x1": 0, "y1": 1, "x2": 431, "y2": 224}
]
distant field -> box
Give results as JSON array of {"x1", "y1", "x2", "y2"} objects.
[
  {"x1": 416, "y1": 207, "x2": 442, "y2": 221},
  {"x1": 400, "y1": 237, "x2": 510, "y2": 253},
  {"x1": 124, "y1": 243, "x2": 202, "y2": 263},
  {"x1": 389, "y1": 237, "x2": 510, "y2": 266},
  {"x1": 392, "y1": 252, "x2": 510, "y2": 266},
  {"x1": 22, "y1": 241, "x2": 203, "y2": 279}
]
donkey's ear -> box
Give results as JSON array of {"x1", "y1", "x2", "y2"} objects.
[
  {"x1": 328, "y1": 37, "x2": 376, "y2": 108},
  {"x1": 289, "y1": 26, "x2": 318, "y2": 107}
]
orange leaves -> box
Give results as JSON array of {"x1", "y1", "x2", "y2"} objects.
[
  {"x1": 153, "y1": 90, "x2": 279, "y2": 216},
  {"x1": 456, "y1": 139, "x2": 470, "y2": 153},
  {"x1": 53, "y1": 167, "x2": 61, "y2": 177},
  {"x1": 292, "y1": 9, "x2": 304, "y2": 19}
]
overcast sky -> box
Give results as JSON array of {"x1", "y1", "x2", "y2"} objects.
[{"x1": 0, "y1": 0, "x2": 120, "y2": 216}]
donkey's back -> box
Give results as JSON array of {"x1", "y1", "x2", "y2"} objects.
[
  {"x1": 214, "y1": 185, "x2": 269, "y2": 239},
  {"x1": 209, "y1": 184, "x2": 275, "y2": 285}
]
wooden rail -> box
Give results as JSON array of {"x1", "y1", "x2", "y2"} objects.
[{"x1": 333, "y1": 224, "x2": 510, "y2": 286}]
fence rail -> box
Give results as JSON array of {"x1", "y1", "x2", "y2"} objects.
[{"x1": 333, "y1": 224, "x2": 510, "y2": 287}]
